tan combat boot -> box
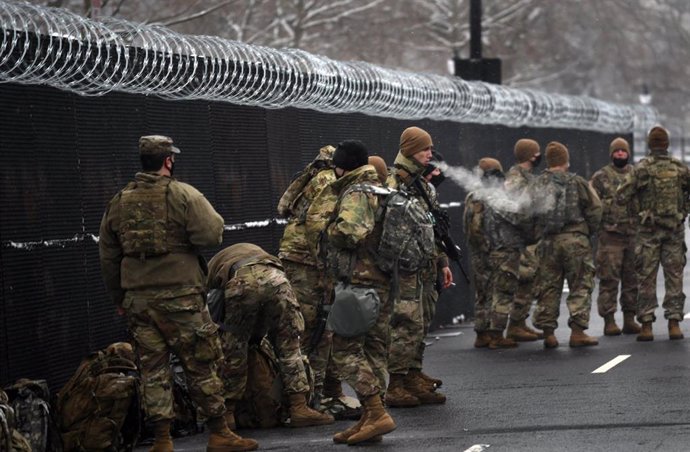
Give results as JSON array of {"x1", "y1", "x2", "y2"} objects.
[
  {"x1": 206, "y1": 416, "x2": 258, "y2": 452},
  {"x1": 622, "y1": 312, "x2": 641, "y2": 334},
  {"x1": 569, "y1": 323, "x2": 599, "y2": 347},
  {"x1": 637, "y1": 322, "x2": 653, "y2": 342},
  {"x1": 403, "y1": 371, "x2": 446, "y2": 405},
  {"x1": 506, "y1": 319, "x2": 539, "y2": 342},
  {"x1": 149, "y1": 420, "x2": 173, "y2": 452},
  {"x1": 288, "y1": 392, "x2": 335, "y2": 427},
  {"x1": 384, "y1": 373, "x2": 420, "y2": 407},
  {"x1": 474, "y1": 331, "x2": 491, "y2": 348},
  {"x1": 417, "y1": 369, "x2": 443, "y2": 388},
  {"x1": 668, "y1": 319, "x2": 684, "y2": 340},
  {"x1": 542, "y1": 327, "x2": 559, "y2": 349},
  {"x1": 488, "y1": 331, "x2": 519, "y2": 349},
  {"x1": 603, "y1": 313, "x2": 622, "y2": 336},
  {"x1": 405, "y1": 369, "x2": 435, "y2": 392},
  {"x1": 334, "y1": 403, "x2": 368, "y2": 443},
  {"x1": 347, "y1": 395, "x2": 396, "y2": 445}
]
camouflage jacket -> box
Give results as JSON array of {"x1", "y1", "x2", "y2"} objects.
[
  {"x1": 326, "y1": 164, "x2": 388, "y2": 287},
  {"x1": 463, "y1": 191, "x2": 489, "y2": 254},
  {"x1": 590, "y1": 163, "x2": 636, "y2": 235},
  {"x1": 207, "y1": 243, "x2": 282, "y2": 290},
  {"x1": 99, "y1": 172, "x2": 224, "y2": 306},
  {"x1": 278, "y1": 168, "x2": 337, "y2": 266},
  {"x1": 617, "y1": 152, "x2": 690, "y2": 230},
  {"x1": 505, "y1": 164, "x2": 535, "y2": 194}
]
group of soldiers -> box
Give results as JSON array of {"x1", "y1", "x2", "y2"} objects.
[
  {"x1": 98, "y1": 127, "x2": 451, "y2": 451},
  {"x1": 464, "y1": 126, "x2": 690, "y2": 351}
]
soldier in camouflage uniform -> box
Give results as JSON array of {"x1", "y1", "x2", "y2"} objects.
[
  {"x1": 325, "y1": 140, "x2": 396, "y2": 445},
  {"x1": 532, "y1": 141, "x2": 602, "y2": 348},
  {"x1": 206, "y1": 243, "x2": 334, "y2": 429},
  {"x1": 504, "y1": 139, "x2": 544, "y2": 342},
  {"x1": 385, "y1": 127, "x2": 450, "y2": 407},
  {"x1": 617, "y1": 126, "x2": 690, "y2": 341},
  {"x1": 98, "y1": 135, "x2": 257, "y2": 452},
  {"x1": 277, "y1": 146, "x2": 337, "y2": 403},
  {"x1": 589, "y1": 137, "x2": 641, "y2": 336}
]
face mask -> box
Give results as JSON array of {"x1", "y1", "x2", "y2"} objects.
[
  {"x1": 532, "y1": 154, "x2": 543, "y2": 167},
  {"x1": 482, "y1": 169, "x2": 505, "y2": 181},
  {"x1": 612, "y1": 157, "x2": 629, "y2": 168}
]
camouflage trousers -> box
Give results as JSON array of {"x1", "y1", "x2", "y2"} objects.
[
  {"x1": 331, "y1": 284, "x2": 391, "y2": 399},
  {"x1": 488, "y1": 248, "x2": 521, "y2": 331},
  {"x1": 123, "y1": 290, "x2": 225, "y2": 422},
  {"x1": 595, "y1": 231, "x2": 638, "y2": 317},
  {"x1": 470, "y1": 249, "x2": 492, "y2": 332},
  {"x1": 282, "y1": 259, "x2": 333, "y2": 392},
  {"x1": 411, "y1": 265, "x2": 438, "y2": 369},
  {"x1": 388, "y1": 272, "x2": 423, "y2": 375},
  {"x1": 635, "y1": 226, "x2": 687, "y2": 323},
  {"x1": 511, "y1": 243, "x2": 539, "y2": 322},
  {"x1": 533, "y1": 233, "x2": 595, "y2": 330},
  {"x1": 218, "y1": 264, "x2": 309, "y2": 401}
]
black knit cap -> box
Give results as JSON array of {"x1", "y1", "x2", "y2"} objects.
[{"x1": 333, "y1": 140, "x2": 369, "y2": 171}]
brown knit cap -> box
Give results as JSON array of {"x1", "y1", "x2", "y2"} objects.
[
  {"x1": 647, "y1": 126, "x2": 669, "y2": 151},
  {"x1": 514, "y1": 139, "x2": 540, "y2": 163},
  {"x1": 545, "y1": 141, "x2": 569, "y2": 168},
  {"x1": 400, "y1": 126, "x2": 433, "y2": 157},
  {"x1": 478, "y1": 157, "x2": 503, "y2": 173},
  {"x1": 368, "y1": 156, "x2": 389, "y2": 184},
  {"x1": 609, "y1": 137, "x2": 630, "y2": 157}
]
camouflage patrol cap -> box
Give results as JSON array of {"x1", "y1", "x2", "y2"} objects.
[{"x1": 139, "y1": 135, "x2": 181, "y2": 156}]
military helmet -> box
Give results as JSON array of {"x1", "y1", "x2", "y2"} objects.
[{"x1": 139, "y1": 135, "x2": 181, "y2": 156}]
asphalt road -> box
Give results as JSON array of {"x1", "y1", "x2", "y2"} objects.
[{"x1": 137, "y1": 289, "x2": 690, "y2": 451}]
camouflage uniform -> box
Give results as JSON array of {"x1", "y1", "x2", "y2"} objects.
[
  {"x1": 533, "y1": 170, "x2": 602, "y2": 330},
  {"x1": 278, "y1": 149, "x2": 337, "y2": 393},
  {"x1": 617, "y1": 152, "x2": 690, "y2": 323},
  {"x1": 99, "y1": 157, "x2": 226, "y2": 422},
  {"x1": 326, "y1": 164, "x2": 392, "y2": 399},
  {"x1": 590, "y1": 163, "x2": 637, "y2": 318},
  {"x1": 463, "y1": 192, "x2": 491, "y2": 332},
  {"x1": 206, "y1": 243, "x2": 310, "y2": 401}
]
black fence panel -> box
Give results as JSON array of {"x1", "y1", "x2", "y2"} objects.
[{"x1": 0, "y1": 82, "x2": 625, "y2": 390}]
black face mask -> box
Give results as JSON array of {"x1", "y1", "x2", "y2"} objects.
[
  {"x1": 429, "y1": 172, "x2": 446, "y2": 188},
  {"x1": 532, "y1": 154, "x2": 543, "y2": 167},
  {"x1": 612, "y1": 157, "x2": 629, "y2": 168},
  {"x1": 482, "y1": 169, "x2": 505, "y2": 181}
]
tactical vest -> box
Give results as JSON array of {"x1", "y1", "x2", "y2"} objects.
[
  {"x1": 540, "y1": 172, "x2": 584, "y2": 235},
  {"x1": 599, "y1": 165, "x2": 633, "y2": 231},
  {"x1": 638, "y1": 157, "x2": 685, "y2": 229},
  {"x1": 118, "y1": 178, "x2": 191, "y2": 259},
  {"x1": 483, "y1": 206, "x2": 524, "y2": 250}
]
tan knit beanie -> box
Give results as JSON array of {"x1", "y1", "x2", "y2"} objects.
[
  {"x1": 647, "y1": 126, "x2": 669, "y2": 152},
  {"x1": 400, "y1": 126, "x2": 433, "y2": 157},
  {"x1": 478, "y1": 157, "x2": 503, "y2": 173},
  {"x1": 609, "y1": 137, "x2": 630, "y2": 157},
  {"x1": 545, "y1": 141, "x2": 569, "y2": 168},
  {"x1": 368, "y1": 156, "x2": 389, "y2": 184},
  {"x1": 514, "y1": 139, "x2": 540, "y2": 163}
]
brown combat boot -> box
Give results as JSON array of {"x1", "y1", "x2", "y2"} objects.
[
  {"x1": 637, "y1": 322, "x2": 654, "y2": 342},
  {"x1": 384, "y1": 373, "x2": 420, "y2": 407},
  {"x1": 347, "y1": 395, "x2": 396, "y2": 444},
  {"x1": 569, "y1": 323, "x2": 599, "y2": 347},
  {"x1": 288, "y1": 392, "x2": 335, "y2": 427},
  {"x1": 668, "y1": 319, "x2": 684, "y2": 340},
  {"x1": 405, "y1": 369, "x2": 435, "y2": 392},
  {"x1": 603, "y1": 313, "x2": 622, "y2": 336},
  {"x1": 474, "y1": 331, "x2": 491, "y2": 348},
  {"x1": 206, "y1": 416, "x2": 258, "y2": 452},
  {"x1": 542, "y1": 327, "x2": 559, "y2": 349},
  {"x1": 506, "y1": 319, "x2": 539, "y2": 342},
  {"x1": 622, "y1": 312, "x2": 641, "y2": 334},
  {"x1": 149, "y1": 420, "x2": 173, "y2": 452},
  {"x1": 333, "y1": 404, "x2": 367, "y2": 443},
  {"x1": 488, "y1": 331, "x2": 518, "y2": 349},
  {"x1": 417, "y1": 369, "x2": 443, "y2": 388},
  {"x1": 403, "y1": 371, "x2": 446, "y2": 405}
]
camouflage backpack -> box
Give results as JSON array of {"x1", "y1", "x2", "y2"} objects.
[
  {"x1": 640, "y1": 157, "x2": 686, "y2": 228},
  {"x1": 277, "y1": 145, "x2": 335, "y2": 219},
  {"x1": 55, "y1": 343, "x2": 140, "y2": 452},
  {"x1": 0, "y1": 388, "x2": 32, "y2": 452},
  {"x1": 535, "y1": 172, "x2": 570, "y2": 236},
  {"x1": 3, "y1": 379, "x2": 59, "y2": 452},
  {"x1": 338, "y1": 183, "x2": 435, "y2": 274}
]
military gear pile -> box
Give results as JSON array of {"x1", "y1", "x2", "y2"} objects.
[
  {"x1": 3, "y1": 379, "x2": 60, "y2": 452},
  {"x1": 55, "y1": 344, "x2": 141, "y2": 452},
  {"x1": 340, "y1": 183, "x2": 434, "y2": 274},
  {"x1": 0, "y1": 388, "x2": 32, "y2": 452}
]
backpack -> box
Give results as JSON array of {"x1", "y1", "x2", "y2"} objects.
[
  {"x1": 535, "y1": 172, "x2": 569, "y2": 235},
  {"x1": 641, "y1": 158, "x2": 685, "y2": 228},
  {"x1": 55, "y1": 343, "x2": 141, "y2": 452},
  {"x1": 3, "y1": 379, "x2": 59, "y2": 452},
  {"x1": 277, "y1": 146, "x2": 335, "y2": 218},
  {"x1": 0, "y1": 389, "x2": 32, "y2": 452},
  {"x1": 340, "y1": 183, "x2": 435, "y2": 274}
]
